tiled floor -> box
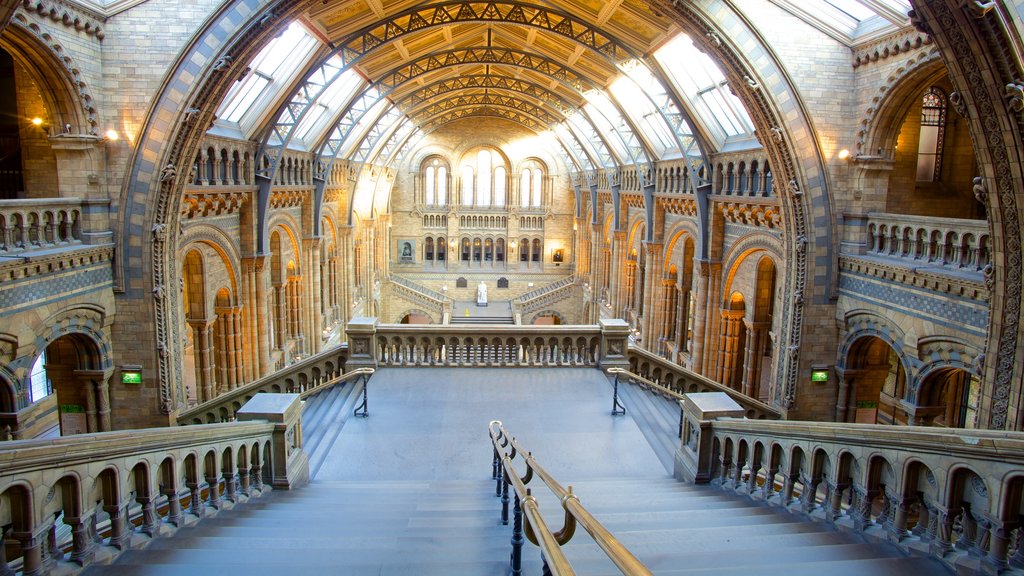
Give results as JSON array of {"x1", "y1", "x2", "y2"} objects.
[{"x1": 313, "y1": 367, "x2": 667, "y2": 482}]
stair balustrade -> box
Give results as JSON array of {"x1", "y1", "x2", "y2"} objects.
[
  {"x1": 177, "y1": 344, "x2": 354, "y2": 424},
  {"x1": 0, "y1": 392, "x2": 307, "y2": 575},
  {"x1": 488, "y1": 420, "x2": 653, "y2": 576},
  {"x1": 623, "y1": 348, "x2": 781, "y2": 419},
  {"x1": 678, "y1": 399, "x2": 1024, "y2": 575}
]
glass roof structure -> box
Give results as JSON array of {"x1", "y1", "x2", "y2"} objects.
[{"x1": 210, "y1": 0, "x2": 912, "y2": 188}]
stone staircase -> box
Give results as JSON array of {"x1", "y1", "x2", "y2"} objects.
[{"x1": 83, "y1": 369, "x2": 948, "y2": 575}]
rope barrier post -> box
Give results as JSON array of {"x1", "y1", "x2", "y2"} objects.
[
  {"x1": 510, "y1": 491, "x2": 524, "y2": 576},
  {"x1": 611, "y1": 372, "x2": 626, "y2": 416}
]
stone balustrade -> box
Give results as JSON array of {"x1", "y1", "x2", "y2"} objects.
[
  {"x1": 0, "y1": 393, "x2": 307, "y2": 575},
  {"x1": 0, "y1": 198, "x2": 111, "y2": 255},
  {"x1": 177, "y1": 344, "x2": 350, "y2": 425},
  {"x1": 344, "y1": 317, "x2": 631, "y2": 370},
  {"x1": 678, "y1": 395, "x2": 1024, "y2": 575},
  {"x1": 710, "y1": 151, "x2": 774, "y2": 197},
  {"x1": 864, "y1": 213, "x2": 990, "y2": 271},
  {"x1": 626, "y1": 346, "x2": 781, "y2": 420}
]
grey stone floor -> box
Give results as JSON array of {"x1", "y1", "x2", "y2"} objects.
[{"x1": 313, "y1": 367, "x2": 667, "y2": 482}]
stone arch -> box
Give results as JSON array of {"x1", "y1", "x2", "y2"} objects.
[
  {"x1": 529, "y1": 310, "x2": 565, "y2": 325},
  {"x1": 6, "y1": 13, "x2": 98, "y2": 134},
  {"x1": 124, "y1": 0, "x2": 836, "y2": 414},
  {"x1": 856, "y1": 48, "x2": 945, "y2": 156}
]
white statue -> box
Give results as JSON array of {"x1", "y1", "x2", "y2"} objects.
[{"x1": 477, "y1": 281, "x2": 488, "y2": 306}]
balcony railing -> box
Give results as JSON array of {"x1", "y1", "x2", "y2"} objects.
[
  {"x1": 678, "y1": 393, "x2": 1024, "y2": 575},
  {"x1": 0, "y1": 198, "x2": 88, "y2": 254},
  {"x1": 865, "y1": 213, "x2": 990, "y2": 271}
]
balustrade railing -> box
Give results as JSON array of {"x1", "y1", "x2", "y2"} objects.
[
  {"x1": 390, "y1": 275, "x2": 450, "y2": 303},
  {"x1": 0, "y1": 393, "x2": 306, "y2": 575},
  {"x1": 865, "y1": 213, "x2": 990, "y2": 271},
  {"x1": 626, "y1": 347, "x2": 781, "y2": 419},
  {"x1": 373, "y1": 325, "x2": 601, "y2": 368},
  {"x1": 680, "y1": 402, "x2": 1024, "y2": 575},
  {"x1": 177, "y1": 344, "x2": 350, "y2": 424},
  {"x1": 0, "y1": 198, "x2": 89, "y2": 254},
  {"x1": 489, "y1": 420, "x2": 653, "y2": 576}
]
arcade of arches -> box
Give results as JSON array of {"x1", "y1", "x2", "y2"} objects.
[{"x1": 0, "y1": 1, "x2": 1019, "y2": 445}]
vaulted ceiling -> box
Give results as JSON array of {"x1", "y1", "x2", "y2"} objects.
[{"x1": 210, "y1": 0, "x2": 911, "y2": 179}]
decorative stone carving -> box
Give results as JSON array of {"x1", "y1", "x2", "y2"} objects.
[
  {"x1": 1004, "y1": 82, "x2": 1024, "y2": 112},
  {"x1": 950, "y1": 91, "x2": 967, "y2": 117},
  {"x1": 966, "y1": 1, "x2": 996, "y2": 18}
]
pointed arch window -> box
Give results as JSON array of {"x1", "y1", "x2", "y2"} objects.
[
  {"x1": 916, "y1": 87, "x2": 947, "y2": 182},
  {"x1": 461, "y1": 165, "x2": 475, "y2": 206}
]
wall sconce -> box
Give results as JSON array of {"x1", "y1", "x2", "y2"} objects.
[
  {"x1": 837, "y1": 148, "x2": 850, "y2": 161},
  {"x1": 510, "y1": 241, "x2": 517, "y2": 249},
  {"x1": 552, "y1": 249, "x2": 564, "y2": 263},
  {"x1": 104, "y1": 129, "x2": 119, "y2": 141}
]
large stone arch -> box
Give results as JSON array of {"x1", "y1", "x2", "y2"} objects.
[
  {"x1": 122, "y1": 0, "x2": 841, "y2": 418},
  {"x1": 5, "y1": 13, "x2": 98, "y2": 134},
  {"x1": 908, "y1": 2, "x2": 1024, "y2": 429}
]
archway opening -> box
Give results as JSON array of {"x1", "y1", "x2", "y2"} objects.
[
  {"x1": 844, "y1": 336, "x2": 907, "y2": 425},
  {"x1": 38, "y1": 332, "x2": 107, "y2": 437},
  {"x1": 916, "y1": 367, "x2": 979, "y2": 428}
]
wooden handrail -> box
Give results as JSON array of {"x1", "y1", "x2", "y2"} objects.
[{"x1": 489, "y1": 420, "x2": 653, "y2": 576}]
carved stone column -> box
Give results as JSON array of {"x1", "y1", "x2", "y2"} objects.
[
  {"x1": 717, "y1": 309, "x2": 745, "y2": 388},
  {"x1": 12, "y1": 526, "x2": 44, "y2": 576},
  {"x1": 609, "y1": 230, "x2": 626, "y2": 316},
  {"x1": 66, "y1": 513, "x2": 96, "y2": 566},
  {"x1": 104, "y1": 501, "x2": 131, "y2": 550},
  {"x1": 640, "y1": 242, "x2": 663, "y2": 348},
  {"x1": 136, "y1": 495, "x2": 161, "y2": 537},
  {"x1": 162, "y1": 486, "x2": 185, "y2": 527},
  {"x1": 188, "y1": 318, "x2": 216, "y2": 403}
]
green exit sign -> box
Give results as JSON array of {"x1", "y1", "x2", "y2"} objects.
[
  {"x1": 122, "y1": 370, "x2": 142, "y2": 384},
  {"x1": 810, "y1": 369, "x2": 829, "y2": 382}
]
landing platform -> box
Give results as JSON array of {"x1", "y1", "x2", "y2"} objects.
[{"x1": 313, "y1": 367, "x2": 666, "y2": 482}]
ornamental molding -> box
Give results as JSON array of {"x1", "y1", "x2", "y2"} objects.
[
  {"x1": 18, "y1": 0, "x2": 105, "y2": 37},
  {"x1": 852, "y1": 28, "x2": 932, "y2": 68}
]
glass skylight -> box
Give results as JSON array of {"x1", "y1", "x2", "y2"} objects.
[
  {"x1": 216, "y1": 22, "x2": 319, "y2": 131},
  {"x1": 293, "y1": 66, "x2": 365, "y2": 143},
  {"x1": 610, "y1": 72, "x2": 676, "y2": 157},
  {"x1": 655, "y1": 34, "x2": 754, "y2": 144}
]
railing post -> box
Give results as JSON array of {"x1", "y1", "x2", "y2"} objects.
[
  {"x1": 237, "y1": 393, "x2": 309, "y2": 490},
  {"x1": 598, "y1": 319, "x2": 630, "y2": 370},
  {"x1": 510, "y1": 491, "x2": 524, "y2": 576},
  {"x1": 501, "y1": 470, "x2": 510, "y2": 526},
  {"x1": 344, "y1": 317, "x2": 379, "y2": 371},
  {"x1": 675, "y1": 392, "x2": 745, "y2": 484},
  {"x1": 611, "y1": 373, "x2": 626, "y2": 415},
  {"x1": 353, "y1": 374, "x2": 369, "y2": 418}
]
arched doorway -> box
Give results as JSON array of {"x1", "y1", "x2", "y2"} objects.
[
  {"x1": 916, "y1": 368, "x2": 980, "y2": 428},
  {"x1": 36, "y1": 332, "x2": 110, "y2": 436},
  {"x1": 842, "y1": 336, "x2": 907, "y2": 425},
  {"x1": 718, "y1": 292, "x2": 746, "y2": 390}
]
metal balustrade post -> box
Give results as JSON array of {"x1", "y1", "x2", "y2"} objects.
[
  {"x1": 611, "y1": 373, "x2": 626, "y2": 415},
  {"x1": 354, "y1": 374, "x2": 369, "y2": 417},
  {"x1": 510, "y1": 491, "x2": 523, "y2": 576},
  {"x1": 501, "y1": 470, "x2": 510, "y2": 525}
]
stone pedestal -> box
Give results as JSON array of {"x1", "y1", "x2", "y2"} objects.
[
  {"x1": 237, "y1": 393, "x2": 309, "y2": 490},
  {"x1": 675, "y1": 392, "x2": 745, "y2": 484},
  {"x1": 345, "y1": 317, "x2": 378, "y2": 371},
  {"x1": 598, "y1": 318, "x2": 630, "y2": 371}
]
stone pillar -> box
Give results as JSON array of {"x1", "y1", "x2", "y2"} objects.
[
  {"x1": 136, "y1": 495, "x2": 161, "y2": 537},
  {"x1": 274, "y1": 284, "x2": 287, "y2": 352},
  {"x1": 287, "y1": 275, "x2": 303, "y2": 350},
  {"x1": 205, "y1": 472, "x2": 222, "y2": 510},
  {"x1": 12, "y1": 527, "x2": 44, "y2": 576},
  {"x1": 609, "y1": 230, "x2": 626, "y2": 317},
  {"x1": 717, "y1": 309, "x2": 744, "y2": 388},
  {"x1": 304, "y1": 237, "x2": 322, "y2": 355},
  {"x1": 214, "y1": 307, "x2": 235, "y2": 392},
  {"x1": 162, "y1": 486, "x2": 185, "y2": 527},
  {"x1": 675, "y1": 392, "x2": 745, "y2": 483},
  {"x1": 66, "y1": 513, "x2": 96, "y2": 566},
  {"x1": 187, "y1": 319, "x2": 216, "y2": 402},
  {"x1": 690, "y1": 260, "x2": 715, "y2": 376},
  {"x1": 598, "y1": 318, "x2": 630, "y2": 371},
  {"x1": 237, "y1": 393, "x2": 309, "y2": 490},
  {"x1": 232, "y1": 308, "x2": 245, "y2": 386},
  {"x1": 345, "y1": 317, "x2": 379, "y2": 371},
  {"x1": 81, "y1": 371, "x2": 98, "y2": 433},
  {"x1": 103, "y1": 501, "x2": 131, "y2": 550},
  {"x1": 640, "y1": 242, "x2": 663, "y2": 349}
]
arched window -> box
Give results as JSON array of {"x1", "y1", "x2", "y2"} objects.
[
  {"x1": 494, "y1": 166, "x2": 507, "y2": 207},
  {"x1": 423, "y1": 158, "x2": 448, "y2": 206},
  {"x1": 461, "y1": 165, "x2": 474, "y2": 206},
  {"x1": 916, "y1": 87, "x2": 947, "y2": 182},
  {"x1": 532, "y1": 168, "x2": 542, "y2": 207},
  {"x1": 477, "y1": 150, "x2": 492, "y2": 207},
  {"x1": 520, "y1": 169, "x2": 531, "y2": 208}
]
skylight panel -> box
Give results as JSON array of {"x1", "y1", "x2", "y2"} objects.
[
  {"x1": 292, "y1": 68, "x2": 365, "y2": 142},
  {"x1": 581, "y1": 92, "x2": 630, "y2": 163},
  {"x1": 609, "y1": 78, "x2": 672, "y2": 154},
  {"x1": 824, "y1": 0, "x2": 874, "y2": 21},
  {"x1": 655, "y1": 34, "x2": 754, "y2": 143},
  {"x1": 215, "y1": 21, "x2": 319, "y2": 131}
]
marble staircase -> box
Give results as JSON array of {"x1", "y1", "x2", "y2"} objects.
[{"x1": 82, "y1": 368, "x2": 947, "y2": 575}]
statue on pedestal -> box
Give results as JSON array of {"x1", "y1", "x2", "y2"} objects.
[{"x1": 477, "y1": 281, "x2": 488, "y2": 307}]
